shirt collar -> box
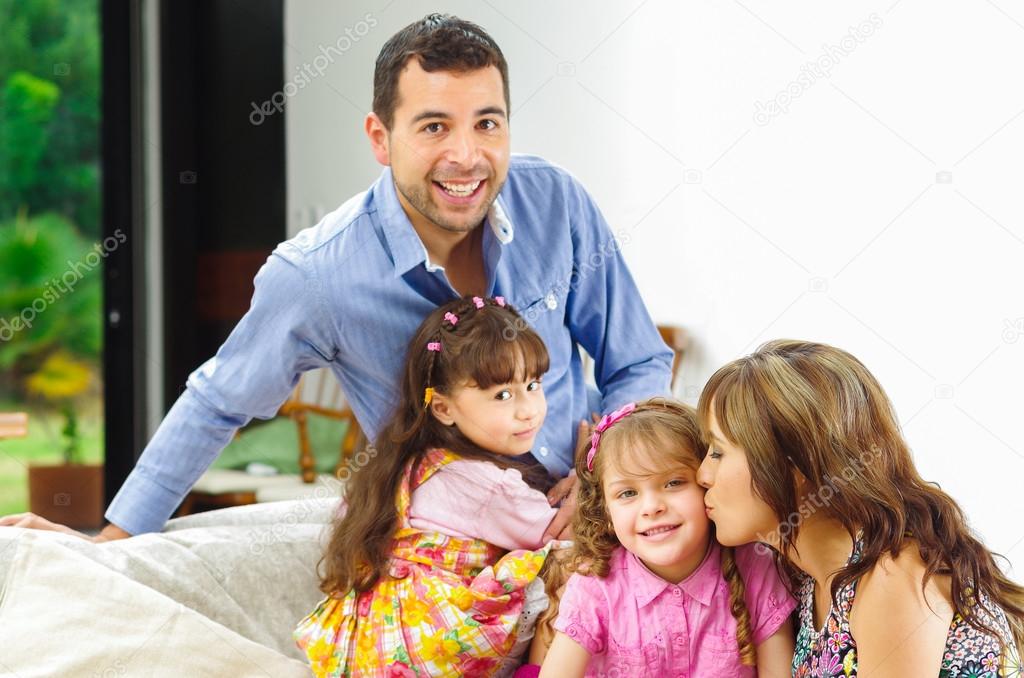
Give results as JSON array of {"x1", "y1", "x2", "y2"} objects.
[
  {"x1": 372, "y1": 167, "x2": 514, "y2": 278},
  {"x1": 626, "y1": 540, "x2": 721, "y2": 609}
]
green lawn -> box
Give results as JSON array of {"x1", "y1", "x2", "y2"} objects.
[{"x1": 0, "y1": 403, "x2": 104, "y2": 516}]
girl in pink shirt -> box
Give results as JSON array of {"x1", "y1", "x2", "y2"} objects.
[
  {"x1": 538, "y1": 398, "x2": 796, "y2": 677},
  {"x1": 295, "y1": 296, "x2": 562, "y2": 677}
]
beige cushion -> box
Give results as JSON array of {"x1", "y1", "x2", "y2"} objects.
[
  {"x1": 254, "y1": 474, "x2": 344, "y2": 503},
  {"x1": 190, "y1": 468, "x2": 308, "y2": 495},
  {"x1": 0, "y1": 532, "x2": 312, "y2": 677}
]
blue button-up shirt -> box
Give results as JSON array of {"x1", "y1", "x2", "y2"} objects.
[{"x1": 106, "y1": 154, "x2": 673, "y2": 534}]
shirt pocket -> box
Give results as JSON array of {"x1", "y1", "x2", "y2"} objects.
[
  {"x1": 600, "y1": 646, "x2": 652, "y2": 678},
  {"x1": 511, "y1": 273, "x2": 572, "y2": 365},
  {"x1": 700, "y1": 627, "x2": 742, "y2": 656}
]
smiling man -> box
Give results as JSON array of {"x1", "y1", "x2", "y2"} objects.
[{"x1": 1, "y1": 14, "x2": 673, "y2": 541}]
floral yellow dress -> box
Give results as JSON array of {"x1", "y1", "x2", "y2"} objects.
[{"x1": 294, "y1": 449, "x2": 555, "y2": 677}]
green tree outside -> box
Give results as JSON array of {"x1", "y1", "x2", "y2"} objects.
[{"x1": 0, "y1": 0, "x2": 103, "y2": 514}]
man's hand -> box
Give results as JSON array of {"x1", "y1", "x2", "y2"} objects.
[
  {"x1": 0, "y1": 513, "x2": 131, "y2": 543},
  {"x1": 541, "y1": 414, "x2": 600, "y2": 541},
  {"x1": 543, "y1": 473, "x2": 577, "y2": 541}
]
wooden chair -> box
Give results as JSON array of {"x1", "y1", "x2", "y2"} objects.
[
  {"x1": 657, "y1": 324, "x2": 690, "y2": 394},
  {"x1": 179, "y1": 369, "x2": 363, "y2": 515},
  {"x1": 280, "y1": 368, "x2": 364, "y2": 483}
]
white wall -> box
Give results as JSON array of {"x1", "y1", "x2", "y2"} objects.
[{"x1": 284, "y1": 0, "x2": 1024, "y2": 574}]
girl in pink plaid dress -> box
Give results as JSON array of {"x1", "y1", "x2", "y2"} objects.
[{"x1": 295, "y1": 297, "x2": 563, "y2": 677}]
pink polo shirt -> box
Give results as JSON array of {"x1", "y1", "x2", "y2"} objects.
[{"x1": 554, "y1": 542, "x2": 796, "y2": 677}]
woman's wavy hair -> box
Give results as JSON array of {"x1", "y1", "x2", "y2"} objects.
[
  {"x1": 698, "y1": 339, "x2": 1024, "y2": 658},
  {"x1": 319, "y1": 296, "x2": 552, "y2": 595},
  {"x1": 565, "y1": 397, "x2": 757, "y2": 665}
]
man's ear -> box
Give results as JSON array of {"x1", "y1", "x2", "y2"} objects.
[
  {"x1": 429, "y1": 393, "x2": 455, "y2": 427},
  {"x1": 365, "y1": 112, "x2": 391, "y2": 166}
]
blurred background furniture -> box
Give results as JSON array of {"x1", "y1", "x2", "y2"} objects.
[
  {"x1": 581, "y1": 324, "x2": 689, "y2": 395},
  {"x1": 0, "y1": 413, "x2": 29, "y2": 440},
  {"x1": 658, "y1": 324, "x2": 690, "y2": 394},
  {"x1": 177, "y1": 369, "x2": 362, "y2": 515}
]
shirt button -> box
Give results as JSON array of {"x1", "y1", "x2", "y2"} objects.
[
  {"x1": 539, "y1": 446, "x2": 549, "y2": 457},
  {"x1": 545, "y1": 292, "x2": 558, "y2": 310},
  {"x1": 673, "y1": 587, "x2": 682, "y2": 596}
]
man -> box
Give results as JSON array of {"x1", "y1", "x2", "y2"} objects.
[{"x1": 2, "y1": 14, "x2": 672, "y2": 541}]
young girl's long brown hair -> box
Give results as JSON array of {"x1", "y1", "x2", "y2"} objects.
[
  {"x1": 319, "y1": 296, "x2": 552, "y2": 595},
  {"x1": 560, "y1": 397, "x2": 757, "y2": 665},
  {"x1": 698, "y1": 339, "x2": 1024, "y2": 659}
]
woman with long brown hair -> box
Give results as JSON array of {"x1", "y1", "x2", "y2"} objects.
[
  {"x1": 294, "y1": 296, "x2": 562, "y2": 677},
  {"x1": 697, "y1": 339, "x2": 1023, "y2": 677}
]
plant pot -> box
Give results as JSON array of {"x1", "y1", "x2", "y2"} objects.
[{"x1": 27, "y1": 463, "x2": 104, "y2": 530}]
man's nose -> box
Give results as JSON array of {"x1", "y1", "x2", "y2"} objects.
[{"x1": 443, "y1": 127, "x2": 479, "y2": 166}]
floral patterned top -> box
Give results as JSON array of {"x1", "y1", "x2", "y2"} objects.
[{"x1": 792, "y1": 535, "x2": 1021, "y2": 677}]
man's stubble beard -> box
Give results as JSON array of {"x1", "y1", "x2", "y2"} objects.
[{"x1": 394, "y1": 175, "x2": 506, "y2": 234}]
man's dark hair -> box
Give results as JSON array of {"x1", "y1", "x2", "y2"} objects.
[{"x1": 372, "y1": 14, "x2": 510, "y2": 130}]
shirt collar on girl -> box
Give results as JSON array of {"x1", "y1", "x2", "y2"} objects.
[{"x1": 624, "y1": 540, "x2": 721, "y2": 609}]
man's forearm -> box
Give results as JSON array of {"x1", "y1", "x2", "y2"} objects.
[
  {"x1": 598, "y1": 353, "x2": 674, "y2": 413},
  {"x1": 105, "y1": 389, "x2": 246, "y2": 534}
]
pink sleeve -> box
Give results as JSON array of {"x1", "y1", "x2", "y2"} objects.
[
  {"x1": 475, "y1": 466, "x2": 558, "y2": 550},
  {"x1": 552, "y1": 573, "x2": 606, "y2": 655},
  {"x1": 408, "y1": 460, "x2": 557, "y2": 550},
  {"x1": 735, "y1": 544, "x2": 798, "y2": 645}
]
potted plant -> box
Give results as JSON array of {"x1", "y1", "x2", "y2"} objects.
[{"x1": 25, "y1": 351, "x2": 104, "y2": 529}]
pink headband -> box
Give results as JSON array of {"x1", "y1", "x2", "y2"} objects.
[{"x1": 586, "y1": 402, "x2": 637, "y2": 471}]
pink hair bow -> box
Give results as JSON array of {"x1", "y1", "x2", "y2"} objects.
[
  {"x1": 426, "y1": 341, "x2": 442, "y2": 352},
  {"x1": 585, "y1": 402, "x2": 637, "y2": 471},
  {"x1": 494, "y1": 296, "x2": 506, "y2": 307},
  {"x1": 444, "y1": 312, "x2": 459, "y2": 326},
  {"x1": 472, "y1": 296, "x2": 485, "y2": 309}
]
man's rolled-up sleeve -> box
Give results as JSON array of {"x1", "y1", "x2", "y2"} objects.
[{"x1": 105, "y1": 243, "x2": 336, "y2": 534}]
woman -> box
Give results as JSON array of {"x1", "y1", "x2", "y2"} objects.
[{"x1": 696, "y1": 339, "x2": 1023, "y2": 677}]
